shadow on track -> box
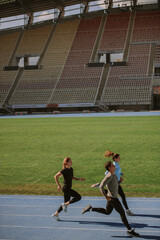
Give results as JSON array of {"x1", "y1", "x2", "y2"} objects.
[
  {"x1": 61, "y1": 219, "x2": 148, "y2": 229},
  {"x1": 112, "y1": 235, "x2": 160, "y2": 240}
]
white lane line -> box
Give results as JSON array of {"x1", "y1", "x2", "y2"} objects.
[
  {"x1": 0, "y1": 204, "x2": 55, "y2": 207},
  {"x1": 0, "y1": 204, "x2": 159, "y2": 211},
  {"x1": 0, "y1": 214, "x2": 126, "y2": 220},
  {"x1": 0, "y1": 196, "x2": 160, "y2": 202},
  {"x1": 0, "y1": 224, "x2": 160, "y2": 234},
  {"x1": 0, "y1": 214, "x2": 160, "y2": 222}
]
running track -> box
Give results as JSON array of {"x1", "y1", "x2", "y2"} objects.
[
  {"x1": 0, "y1": 195, "x2": 160, "y2": 240},
  {"x1": 1, "y1": 111, "x2": 160, "y2": 119}
]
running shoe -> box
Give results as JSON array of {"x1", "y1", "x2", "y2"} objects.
[
  {"x1": 51, "y1": 213, "x2": 61, "y2": 221},
  {"x1": 127, "y1": 229, "x2": 140, "y2": 237},
  {"x1": 62, "y1": 203, "x2": 67, "y2": 212},
  {"x1": 126, "y1": 209, "x2": 135, "y2": 216},
  {"x1": 82, "y1": 205, "x2": 92, "y2": 214}
]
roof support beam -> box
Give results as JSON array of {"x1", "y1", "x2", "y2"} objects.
[
  {"x1": 108, "y1": 0, "x2": 113, "y2": 10},
  {"x1": 16, "y1": 0, "x2": 33, "y2": 16},
  {"x1": 82, "y1": 1, "x2": 89, "y2": 13},
  {"x1": 50, "y1": 0, "x2": 64, "y2": 18},
  {"x1": 58, "y1": 8, "x2": 65, "y2": 18},
  {"x1": 133, "y1": 0, "x2": 137, "y2": 7},
  {"x1": 16, "y1": 0, "x2": 34, "y2": 28},
  {"x1": 50, "y1": 0, "x2": 64, "y2": 10}
]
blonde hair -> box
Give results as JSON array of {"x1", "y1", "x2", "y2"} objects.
[
  {"x1": 104, "y1": 151, "x2": 120, "y2": 160},
  {"x1": 104, "y1": 151, "x2": 114, "y2": 158},
  {"x1": 62, "y1": 157, "x2": 71, "y2": 169}
]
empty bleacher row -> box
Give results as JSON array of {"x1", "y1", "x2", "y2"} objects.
[
  {"x1": 99, "y1": 12, "x2": 130, "y2": 52},
  {"x1": 101, "y1": 43, "x2": 152, "y2": 105},
  {"x1": 0, "y1": 10, "x2": 160, "y2": 110},
  {"x1": 0, "y1": 32, "x2": 21, "y2": 106},
  {"x1": 16, "y1": 25, "x2": 52, "y2": 56},
  {"x1": 50, "y1": 17, "x2": 103, "y2": 105},
  {"x1": 8, "y1": 24, "x2": 53, "y2": 105},
  {"x1": 0, "y1": 32, "x2": 20, "y2": 69},
  {"x1": 8, "y1": 21, "x2": 79, "y2": 105},
  {"x1": 99, "y1": 10, "x2": 160, "y2": 106},
  {"x1": 154, "y1": 44, "x2": 160, "y2": 63},
  {"x1": 0, "y1": 71, "x2": 18, "y2": 105},
  {"x1": 132, "y1": 11, "x2": 160, "y2": 42}
]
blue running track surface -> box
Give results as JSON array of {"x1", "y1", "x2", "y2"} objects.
[
  {"x1": 0, "y1": 195, "x2": 160, "y2": 240},
  {"x1": 1, "y1": 111, "x2": 160, "y2": 119}
]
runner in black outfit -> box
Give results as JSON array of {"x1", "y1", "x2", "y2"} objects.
[
  {"x1": 82, "y1": 161, "x2": 139, "y2": 237},
  {"x1": 52, "y1": 157, "x2": 85, "y2": 221}
]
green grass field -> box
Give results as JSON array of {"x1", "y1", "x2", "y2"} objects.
[{"x1": 0, "y1": 116, "x2": 160, "y2": 197}]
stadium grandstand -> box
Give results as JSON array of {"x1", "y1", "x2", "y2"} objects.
[{"x1": 0, "y1": 0, "x2": 160, "y2": 114}]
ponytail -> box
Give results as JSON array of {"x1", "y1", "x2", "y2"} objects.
[
  {"x1": 104, "y1": 151, "x2": 114, "y2": 158},
  {"x1": 104, "y1": 151, "x2": 119, "y2": 160}
]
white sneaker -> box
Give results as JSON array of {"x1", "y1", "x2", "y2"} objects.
[
  {"x1": 126, "y1": 209, "x2": 135, "y2": 216},
  {"x1": 62, "y1": 203, "x2": 67, "y2": 212},
  {"x1": 51, "y1": 213, "x2": 60, "y2": 221}
]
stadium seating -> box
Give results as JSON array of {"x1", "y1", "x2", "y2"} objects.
[
  {"x1": 101, "y1": 44, "x2": 152, "y2": 104},
  {"x1": 154, "y1": 44, "x2": 160, "y2": 63},
  {"x1": 0, "y1": 32, "x2": 21, "y2": 106},
  {"x1": 50, "y1": 17, "x2": 104, "y2": 105},
  {"x1": 0, "y1": 71, "x2": 18, "y2": 106},
  {"x1": 99, "y1": 9, "x2": 160, "y2": 107},
  {"x1": 16, "y1": 25, "x2": 52, "y2": 55},
  {"x1": 99, "y1": 13, "x2": 130, "y2": 51},
  {"x1": 132, "y1": 12, "x2": 160, "y2": 42},
  {"x1": 1, "y1": 10, "x2": 160, "y2": 110},
  {"x1": 0, "y1": 32, "x2": 20, "y2": 70},
  {"x1": 9, "y1": 21, "x2": 79, "y2": 105}
]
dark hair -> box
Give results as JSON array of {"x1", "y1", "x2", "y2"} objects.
[
  {"x1": 113, "y1": 153, "x2": 120, "y2": 160},
  {"x1": 104, "y1": 161, "x2": 112, "y2": 171}
]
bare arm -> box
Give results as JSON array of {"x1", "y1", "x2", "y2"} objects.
[
  {"x1": 99, "y1": 175, "x2": 111, "y2": 201},
  {"x1": 72, "y1": 177, "x2": 85, "y2": 181},
  {"x1": 54, "y1": 171, "x2": 63, "y2": 191}
]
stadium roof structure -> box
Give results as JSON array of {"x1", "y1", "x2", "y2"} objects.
[{"x1": 0, "y1": 0, "x2": 98, "y2": 19}]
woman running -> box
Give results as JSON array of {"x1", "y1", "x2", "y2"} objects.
[
  {"x1": 82, "y1": 161, "x2": 139, "y2": 237},
  {"x1": 92, "y1": 151, "x2": 134, "y2": 216},
  {"x1": 52, "y1": 157, "x2": 85, "y2": 221}
]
